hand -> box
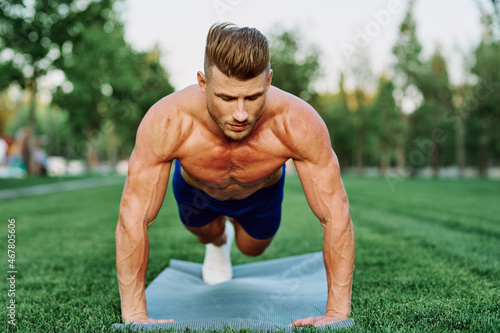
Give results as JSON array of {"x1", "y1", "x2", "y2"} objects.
[
  {"x1": 289, "y1": 314, "x2": 348, "y2": 327},
  {"x1": 124, "y1": 314, "x2": 175, "y2": 325}
]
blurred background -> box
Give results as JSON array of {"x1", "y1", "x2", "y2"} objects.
[{"x1": 0, "y1": 0, "x2": 498, "y2": 180}]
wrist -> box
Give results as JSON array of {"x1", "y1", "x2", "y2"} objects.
[
  {"x1": 325, "y1": 309, "x2": 349, "y2": 318},
  {"x1": 122, "y1": 311, "x2": 148, "y2": 322},
  {"x1": 120, "y1": 292, "x2": 148, "y2": 322}
]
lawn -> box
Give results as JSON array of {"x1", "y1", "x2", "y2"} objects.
[
  {"x1": 0, "y1": 175, "x2": 498, "y2": 332},
  {"x1": 0, "y1": 174, "x2": 110, "y2": 190}
]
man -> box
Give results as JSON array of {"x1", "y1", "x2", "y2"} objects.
[{"x1": 116, "y1": 22, "x2": 355, "y2": 327}]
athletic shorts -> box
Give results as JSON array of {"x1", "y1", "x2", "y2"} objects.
[{"x1": 172, "y1": 160, "x2": 286, "y2": 240}]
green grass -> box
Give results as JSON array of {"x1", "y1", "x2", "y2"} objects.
[
  {"x1": 0, "y1": 174, "x2": 107, "y2": 190},
  {"x1": 0, "y1": 175, "x2": 499, "y2": 332}
]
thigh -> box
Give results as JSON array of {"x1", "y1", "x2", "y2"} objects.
[
  {"x1": 229, "y1": 217, "x2": 274, "y2": 257},
  {"x1": 238, "y1": 164, "x2": 285, "y2": 237}
]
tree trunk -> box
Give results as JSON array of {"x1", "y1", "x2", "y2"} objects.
[
  {"x1": 356, "y1": 133, "x2": 364, "y2": 175},
  {"x1": 109, "y1": 131, "x2": 118, "y2": 171},
  {"x1": 478, "y1": 141, "x2": 488, "y2": 178},
  {"x1": 380, "y1": 142, "x2": 389, "y2": 175},
  {"x1": 456, "y1": 116, "x2": 465, "y2": 179},
  {"x1": 396, "y1": 133, "x2": 406, "y2": 175},
  {"x1": 431, "y1": 142, "x2": 439, "y2": 178},
  {"x1": 86, "y1": 138, "x2": 99, "y2": 174},
  {"x1": 25, "y1": 70, "x2": 38, "y2": 175}
]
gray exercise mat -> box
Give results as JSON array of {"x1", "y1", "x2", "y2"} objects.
[{"x1": 113, "y1": 252, "x2": 354, "y2": 331}]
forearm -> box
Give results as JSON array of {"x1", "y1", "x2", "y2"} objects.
[
  {"x1": 116, "y1": 219, "x2": 150, "y2": 320},
  {"x1": 322, "y1": 214, "x2": 355, "y2": 317}
]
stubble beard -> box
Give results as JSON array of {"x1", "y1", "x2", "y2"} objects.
[{"x1": 206, "y1": 104, "x2": 263, "y2": 141}]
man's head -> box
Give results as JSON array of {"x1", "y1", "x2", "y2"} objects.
[{"x1": 198, "y1": 23, "x2": 273, "y2": 141}]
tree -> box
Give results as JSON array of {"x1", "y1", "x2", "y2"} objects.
[
  {"x1": 391, "y1": 0, "x2": 424, "y2": 174},
  {"x1": 268, "y1": 26, "x2": 321, "y2": 104},
  {"x1": 53, "y1": 15, "x2": 174, "y2": 168},
  {"x1": 111, "y1": 45, "x2": 174, "y2": 157},
  {"x1": 392, "y1": 2, "x2": 457, "y2": 178},
  {"x1": 0, "y1": 62, "x2": 23, "y2": 92},
  {"x1": 0, "y1": 0, "x2": 114, "y2": 174},
  {"x1": 411, "y1": 48, "x2": 455, "y2": 177},
  {"x1": 468, "y1": 15, "x2": 500, "y2": 176},
  {"x1": 347, "y1": 51, "x2": 376, "y2": 174},
  {"x1": 474, "y1": 0, "x2": 500, "y2": 34},
  {"x1": 392, "y1": 0, "x2": 424, "y2": 89},
  {"x1": 493, "y1": 0, "x2": 500, "y2": 22},
  {"x1": 370, "y1": 75, "x2": 401, "y2": 174},
  {"x1": 319, "y1": 73, "x2": 355, "y2": 169}
]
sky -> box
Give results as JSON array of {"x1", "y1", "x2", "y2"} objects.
[{"x1": 122, "y1": 0, "x2": 483, "y2": 93}]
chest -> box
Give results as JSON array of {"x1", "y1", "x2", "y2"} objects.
[{"x1": 177, "y1": 131, "x2": 289, "y2": 186}]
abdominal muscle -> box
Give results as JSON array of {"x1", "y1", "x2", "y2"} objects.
[{"x1": 180, "y1": 166, "x2": 283, "y2": 201}]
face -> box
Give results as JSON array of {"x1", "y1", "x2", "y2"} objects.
[{"x1": 198, "y1": 66, "x2": 273, "y2": 141}]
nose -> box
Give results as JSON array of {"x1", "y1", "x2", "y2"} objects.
[{"x1": 232, "y1": 98, "x2": 248, "y2": 123}]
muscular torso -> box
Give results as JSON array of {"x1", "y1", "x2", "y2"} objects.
[
  {"x1": 155, "y1": 85, "x2": 296, "y2": 201},
  {"x1": 179, "y1": 152, "x2": 285, "y2": 201}
]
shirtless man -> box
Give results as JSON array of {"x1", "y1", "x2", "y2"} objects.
[{"x1": 116, "y1": 23, "x2": 354, "y2": 327}]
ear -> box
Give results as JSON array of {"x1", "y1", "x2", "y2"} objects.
[
  {"x1": 266, "y1": 69, "x2": 273, "y2": 91},
  {"x1": 197, "y1": 71, "x2": 207, "y2": 94}
]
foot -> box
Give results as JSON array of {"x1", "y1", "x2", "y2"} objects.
[{"x1": 202, "y1": 221, "x2": 234, "y2": 285}]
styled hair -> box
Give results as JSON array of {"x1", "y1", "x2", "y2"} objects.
[{"x1": 204, "y1": 22, "x2": 270, "y2": 81}]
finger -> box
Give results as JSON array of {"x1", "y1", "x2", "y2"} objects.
[
  {"x1": 129, "y1": 318, "x2": 175, "y2": 325},
  {"x1": 156, "y1": 319, "x2": 175, "y2": 323},
  {"x1": 289, "y1": 317, "x2": 314, "y2": 327}
]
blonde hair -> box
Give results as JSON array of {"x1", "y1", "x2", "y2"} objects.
[{"x1": 204, "y1": 22, "x2": 270, "y2": 80}]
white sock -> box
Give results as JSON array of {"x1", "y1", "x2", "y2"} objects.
[{"x1": 202, "y1": 221, "x2": 234, "y2": 285}]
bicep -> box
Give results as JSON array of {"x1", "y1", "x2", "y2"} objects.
[
  {"x1": 290, "y1": 111, "x2": 350, "y2": 226},
  {"x1": 118, "y1": 99, "x2": 183, "y2": 227},
  {"x1": 118, "y1": 112, "x2": 177, "y2": 227}
]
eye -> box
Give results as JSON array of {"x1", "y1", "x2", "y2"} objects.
[
  {"x1": 221, "y1": 96, "x2": 235, "y2": 101},
  {"x1": 246, "y1": 96, "x2": 258, "y2": 101}
]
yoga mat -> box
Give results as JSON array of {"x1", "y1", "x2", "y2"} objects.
[{"x1": 113, "y1": 252, "x2": 354, "y2": 331}]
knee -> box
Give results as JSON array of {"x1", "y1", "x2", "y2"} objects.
[
  {"x1": 236, "y1": 243, "x2": 268, "y2": 257},
  {"x1": 197, "y1": 235, "x2": 218, "y2": 244},
  {"x1": 196, "y1": 225, "x2": 224, "y2": 244},
  {"x1": 188, "y1": 217, "x2": 226, "y2": 244}
]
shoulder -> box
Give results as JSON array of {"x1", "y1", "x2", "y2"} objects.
[
  {"x1": 266, "y1": 87, "x2": 332, "y2": 161},
  {"x1": 267, "y1": 86, "x2": 326, "y2": 135},
  {"x1": 134, "y1": 85, "x2": 204, "y2": 162}
]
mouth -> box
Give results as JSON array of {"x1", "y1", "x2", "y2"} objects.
[{"x1": 229, "y1": 124, "x2": 248, "y2": 131}]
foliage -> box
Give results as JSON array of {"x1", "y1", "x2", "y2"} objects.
[
  {"x1": 392, "y1": 0, "x2": 423, "y2": 89},
  {"x1": 0, "y1": 0, "x2": 116, "y2": 82},
  {"x1": 0, "y1": 2, "x2": 499, "y2": 175},
  {"x1": 0, "y1": 61, "x2": 23, "y2": 91},
  {"x1": 468, "y1": 29, "x2": 500, "y2": 175},
  {"x1": 0, "y1": 0, "x2": 174, "y2": 166},
  {"x1": 391, "y1": 2, "x2": 459, "y2": 177},
  {"x1": 368, "y1": 75, "x2": 405, "y2": 172},
  {"x1": 0, "y1": 0, "x2": 116, "y2": 172},
  {"x1": 50, "y1": 3, "x2": 174, "y2": 162},
  {"x1": 319, "y1": 73, "x2": 355, "y2": 169},
  {"x1": 409, "y1": 48, "x2": 456, "y2": 170},
  {"x1": 268, "y1": 25, "x2": 321, "y2": 103}
]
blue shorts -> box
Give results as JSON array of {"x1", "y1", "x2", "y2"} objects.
[{"x1": 172, "y1": 160, "x2": 286, "y2": 240}]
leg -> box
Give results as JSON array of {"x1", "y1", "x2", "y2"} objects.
[
  {"x1": 185, "y1": 215, "x2": 235, "y2": 285},
  {"x1": 185, "y1": 215, "x2": 227, "y2": 246},
  {"x1": 229, "y1": 217, "x2": 274, "y2": 257},
  {"x1": 226, "y1": 164, "x2": 286, "y2": 256}
]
